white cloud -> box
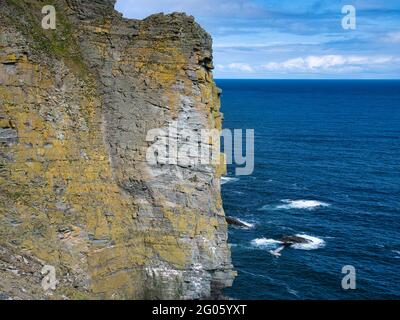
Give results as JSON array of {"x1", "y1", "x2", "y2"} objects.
[
  {"x1": 215, "y1": 55, "x2": 398, "y2": 75},
  {"x1": 228, "y1": 63, "x2": 254, "y2": 72},
  {"x1": 221, "y1": 63, "x2": 254, "y2": 72},
  {"x1": 384, "y1": 32, "x2": 400, "y2": 43},
  {"x1": 261, "y1": 55, "x2": 395, "y2": 73}
]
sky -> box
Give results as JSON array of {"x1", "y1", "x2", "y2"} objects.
[{"x1": 115, "y1": 0, "x2": 400, "y2": 79}]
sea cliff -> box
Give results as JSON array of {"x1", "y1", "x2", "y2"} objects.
[{"x1": 0, "y1": 0, "x2": 235, "y2": 299}]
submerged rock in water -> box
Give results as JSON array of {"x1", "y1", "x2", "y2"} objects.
[
  {"x1": 226, "y1": 217, "x2": 251, "y2": 228},
  {"x1": 279, "y1": 236, "x2": 312, "y2": 245}
]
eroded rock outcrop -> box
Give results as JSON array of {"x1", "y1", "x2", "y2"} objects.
[{"x1": 0, "y1": 0, "x2": 235, "y2": 299}]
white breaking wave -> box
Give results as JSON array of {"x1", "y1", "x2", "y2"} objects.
[
  {"x1": 258, "y1": 204, "x2": 273, "y2": 211},
  {"x1": 251, "y1": 238, "x2": 282, "y2": 248},
  {"x1": 233, "y1": 191, "x2": 244, "y2": 195},
  {"x1": 392, "y1": 250, "x2": 400, "y2": 258},
  {"x1": 237, "y1": 219, "x2": 255, "y2": 229},
  {"x1": 276, "y1": 199, "x2": 330, "y2": 210},
  {"x1": 291, "y1": 234, "x2": 326, "y2": 250},
  {"x1": 221, "y1": 177, "x2": 239, "y2": 185},
  {"x1": 287, "y1": 288, "x2": 299, "y2": 297}
]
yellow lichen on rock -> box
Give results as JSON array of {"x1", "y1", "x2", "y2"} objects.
[{"x1": 0, "y1": 2, "x2": 235, "y2": 300}]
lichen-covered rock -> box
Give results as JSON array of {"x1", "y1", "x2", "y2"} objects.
[{"x1": 0, "y1": 0, "x2": 235, "y2": 299}]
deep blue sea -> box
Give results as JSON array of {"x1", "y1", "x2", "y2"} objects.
[{"x1": 217, "y1": 80, "x2": 400, "y2": 300}]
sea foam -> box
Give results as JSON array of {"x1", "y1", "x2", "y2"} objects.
[
  {"x1": 276, "y1": 199, "x2": 330, "y2": 210},
  {"x1": 290, "y1": 234, "x2": 326, "y2": 250},
  {"x1": 221, "y1": 177, "x2": 239, "y2": 185},
  {"x1": 251, "y1": 238, "x2": 282, "y2": 248},
  {"x1": 392, "y1": 250, "x2": 400, "y2": 259},
  {"x1": 237, "y1": 218, "x2": 255, "y2": 229},
  {"x1": 252, "y1": 234, "x2": 325, "y2": 251}
]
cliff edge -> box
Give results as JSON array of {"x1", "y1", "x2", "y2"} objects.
[{"x1": 0, "y1": 0, "x2": 235, "y2": 299}]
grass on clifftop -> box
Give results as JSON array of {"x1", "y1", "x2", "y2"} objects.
[{"x1": 7, "y1": 0, "x2": 88, "y2": 76}]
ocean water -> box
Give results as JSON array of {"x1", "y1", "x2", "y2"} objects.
[{"x1": 217, "y1": 80, "x2": 400, "y2": 300}]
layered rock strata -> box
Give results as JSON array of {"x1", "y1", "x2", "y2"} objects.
[{"x1": 0, "y1": 0, "x2": 235, "y2": 299}]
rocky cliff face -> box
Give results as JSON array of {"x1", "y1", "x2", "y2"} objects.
[{"x1": 0, "y1": 0, "x2": 235, "y2": 299}]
